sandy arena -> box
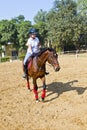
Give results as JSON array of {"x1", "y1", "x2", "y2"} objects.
[{"x1": 0, "y1": 54, "x2": 87, "y2": 130}]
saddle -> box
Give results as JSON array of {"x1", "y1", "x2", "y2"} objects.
[{"x1": 27, "y1": 54, "x2": 38, "y2": 72}]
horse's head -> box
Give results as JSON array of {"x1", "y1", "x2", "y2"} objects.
[{"x1": 47, "y1": 49, "x2": 60, "y2": 72}]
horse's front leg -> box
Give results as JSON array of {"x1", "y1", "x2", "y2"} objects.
[
  {"x1": 33, "y1": 78, "x2": 38, "y2": 101},
  {"x1": 40, "y1": 76, "x2": 46, "y2": 101}
]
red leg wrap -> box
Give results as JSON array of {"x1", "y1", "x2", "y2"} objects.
[
  {"x1": 33, "y1": 89, "x2": 38, "y2": 99},
  {"x1": 42, "y1": 89, "x2": 46, "y2": 99}
]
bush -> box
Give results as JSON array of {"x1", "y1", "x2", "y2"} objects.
[
  {"x1": 1, "y1": 57, "x2": 10, "y2": 62},
  {"x1": 18, "y1": 54, "x2": 25, "y2": 60}
]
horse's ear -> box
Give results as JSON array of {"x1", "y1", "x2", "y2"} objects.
[
  {"x1": 54, "y1": 45, "x2": 56, "y2": 50},
  {"x1": 53, "y1": 46, "x2": 57, "y2": 53},
  {"x1": 49, "y1": 44, "x2": 52, "y2": 48}
]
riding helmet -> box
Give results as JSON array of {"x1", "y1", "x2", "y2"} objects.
[{"x1": 29, "y1": 28, "x2": 37, "y2": 35}]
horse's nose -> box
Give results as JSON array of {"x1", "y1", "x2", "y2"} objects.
[{"x1": 55, "y1": 67, "x2": 60, "y2": 72}]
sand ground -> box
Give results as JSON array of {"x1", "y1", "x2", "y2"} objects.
[{"x1": 0, "y1": 54, "x2": 87, "y2": 130}]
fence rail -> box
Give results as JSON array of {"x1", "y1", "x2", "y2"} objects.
[
  {"x1": 0, "y1": 49, "x2": 87, "y2": 62},
  {"x1": 59, "y1": 49, "x2": 87, "y2": 55}
]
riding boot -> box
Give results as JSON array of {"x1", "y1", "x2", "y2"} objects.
[{"x1": 22, "y1": 64, "x2": 28, "y2": 78}]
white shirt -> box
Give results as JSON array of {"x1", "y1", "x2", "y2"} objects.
[{"x1": 26, "y1": 37, "x2": 40, "y2": 53}]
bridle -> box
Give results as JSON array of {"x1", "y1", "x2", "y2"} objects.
[{"x1": 47, "y1": 52, "x2": 58, "y2": 66}]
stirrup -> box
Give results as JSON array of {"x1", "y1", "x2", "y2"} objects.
[
  {"x1": 45, "y1": 71, "x2": 49, "y2": 75},
  {"x1": 22, "y1": 74, "x2": 27, "y2": 78}
]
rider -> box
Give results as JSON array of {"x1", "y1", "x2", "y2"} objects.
[
  {"x1": 22, "y1": 28, "x2": 40, "y2": 78},
  {"x1": 22, "y1": 28, "x2": 49, "y2": 78}
]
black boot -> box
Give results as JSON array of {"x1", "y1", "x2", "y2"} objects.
[{"x1": 22, "y1": 64, "x2": 28, "y2": 78}]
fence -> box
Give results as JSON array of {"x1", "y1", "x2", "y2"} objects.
[
  {"x1": 0, "y1": 49, "x2": 87, "y2": 63},
  {"x1": 58, "y1": 49, "x2": 87, "y2": 58},
  {"x1": 0, "y1": 54, "x2": 25, "y2": 62}
]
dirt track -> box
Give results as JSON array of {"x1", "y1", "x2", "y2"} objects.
[{"x1": 0, "y1": 54, "x2": 87, "y2": 130}]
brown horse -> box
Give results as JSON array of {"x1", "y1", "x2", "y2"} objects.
[{"x1": 26, "y1": 48, "x2": 60, "y2": 102}]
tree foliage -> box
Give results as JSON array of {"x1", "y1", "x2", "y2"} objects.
[
  {"x1": 34, "y1": 9, "x2": 47, "y2": 23},
  {"x1": 44, "y1": 0, "x2": 87, "y2": 51},
  {"x1": 0, "y1": 15, "x2": 32, "y2": 52},
  {"x1": 0, "y1": 0, "x2": 87, "y2": 54},
  {"x1": 0, "y1": 20, "x2": 17, "y2": 44}
]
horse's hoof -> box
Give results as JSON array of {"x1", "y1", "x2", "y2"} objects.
[
  {"x1": 27, "y1": 88, "x2": 31, "y2": 92},
  {"x1": 36, "y1": 99, "x2": 39, "y2": 103},
  {"x1": 42, "y1": 98, "x2": 44, "y2": 102}
]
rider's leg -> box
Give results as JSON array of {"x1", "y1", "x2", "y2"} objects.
[{"x1": 22, "y1": 64, "x2": 28, "y2": 78}]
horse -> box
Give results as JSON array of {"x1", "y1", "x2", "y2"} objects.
[{"x1": 25, "y1": 48, "x2": 60, "y2": 102}]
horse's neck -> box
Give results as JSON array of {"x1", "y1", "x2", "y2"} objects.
[{"x1": 37, "y1": 51, "x2": 49, "y2": 66}]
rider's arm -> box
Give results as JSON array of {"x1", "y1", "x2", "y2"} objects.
[
  {"x1": 26, "y1": 41, "x2": 33, "y2": 54},
  {"x1": 28, "y1": 44, "x2": 33, "y2": 54},
  {"x1": 38, "y1": 42, "x2": 41, "y2": 48}
]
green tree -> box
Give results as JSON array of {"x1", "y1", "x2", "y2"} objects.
[
  {"x1": 34, "y1": 9, "x2": 47, "y2": 23},
  {"x1": 11, "y1": 15, "x2": 32, "y2": 52},
  {"x1": 0, "y1": 20, "x2": 17, "y2": 45},
  {"x1": 77, "y1": 0, "x2": 87, "y2": 14},
  {"x1": 34, "y1": 9, "x2": 48, "y2": 46},
  {"x1": 17, "y1": 20, "x2": 32, "y2": 51},
  {"x1": 46, "y1": 0, "x2": 86, "y2": 51},
  {"x1": 0, "y1": 15, "x2": 32, "y2": 53}
]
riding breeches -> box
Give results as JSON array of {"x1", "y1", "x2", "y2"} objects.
[{"x1": 23, "y1": 52, "x2": 32, "y2": 65}]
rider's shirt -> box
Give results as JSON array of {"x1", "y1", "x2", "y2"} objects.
[{"x1": 26, "y1": 37, "x2": 40, "y2": 53}]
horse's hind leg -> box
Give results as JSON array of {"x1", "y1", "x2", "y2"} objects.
[
  {"x1": 40, "y1": 76, "x2": 46, "y2": 101},
  {"x1": 26, "y1": 76, "x2": 30, "y2": 90}
]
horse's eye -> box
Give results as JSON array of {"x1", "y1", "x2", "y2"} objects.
[
  {"x1": 54, "y1": 53, "x2": 58, "y2": 58},
  {"x1": 56, "y1": 54, "x2": 58, "y2": 58}
]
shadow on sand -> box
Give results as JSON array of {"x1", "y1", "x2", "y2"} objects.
[{"x1": 45, "y1": 80, "x2": 87, "y2": 102}]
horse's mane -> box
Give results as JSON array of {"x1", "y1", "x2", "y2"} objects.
[
  {"x1": 30, "y1": 47, "x2": 56, "y2": 59},
  {"x1": 38, "y1": 47, "x2": 55, "y2": 56},
  {"x1": 31, "y1": 47, "x2": 55, "y2": 57}
]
